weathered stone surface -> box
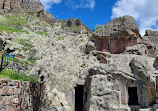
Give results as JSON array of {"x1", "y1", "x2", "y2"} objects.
[
  {"x1": 59, "y1": 18, "x2": 92, "y2": 36},
  {"x1": 0, "y1": 79, "x2": 42, "y2": 111},
  {"x1": 154, "y1": 56, "x2": 158, "y2": 70},
  {"x1": 0, "y1": 0, "x2": 54, "y2": 22},
  {"x1": 139, "y1": 108, "x2": 152, "y2": 111},
  {"x1": 38, "y1": 9, "x2": 55, "y2": 22},
  {"x1": 125, "y1": 44, "x2": 148, "y2": 56},
  {"x1": 110, "y1": 39, "x2": 118, "y2": 54},
  {"x1": 83, "y1": 54, "x2": 158, "y2": 111},
  {"x1": 0, "y1": 0, "x2": 22, "y2": 12},
  {"x1": 94, "y1": 16, "x2": 141, "y2": 54},
  {"x1": 21, "y1": 0, "x2": 43, "y2": 11},
  {"x1": 92, "y1": 51, "x2": 111, "y2": 64},
  {"x1": 101, "y1": 38, "x2": 109, "y2": 52},
  {"x1": 43, "y1": 88, "x2": 73, "y2": 111},
  {"x1": 153, "y1": 104, "x2": 158, "y2": 111},
  {"x1": 93, "y1": 16, "x2": 140, "y2": 39},
  {"x1": 140, "y1": 30, "x2": 158, "y2": 57}
]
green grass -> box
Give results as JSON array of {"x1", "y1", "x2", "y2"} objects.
[
  {"x1": 37, "y1": 31, "x2": 48, "y2": 36},
  {"x1": 57, "y1": 36, "x2": 65, "y2": 40},
  {"x1": 0, "y1": 15, "x2": 27, "y2": 27},
  {"x1": 0, "y1": 25, "x2": 29, "y2": 34},
  {"x1": 0, "y1": 68, "x2": 38, "y2": 82}
]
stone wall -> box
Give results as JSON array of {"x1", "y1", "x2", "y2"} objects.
[
  {"x1": 0, "y1": 79, "x2": 42, "y2": 111},
  {"x1": 97, "y1": 37, "x2": 137, "y2": 54}
]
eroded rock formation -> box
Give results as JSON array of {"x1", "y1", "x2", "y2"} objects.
[
  {"x1": 58, "y1": 18, "x2": 92, "y2": 36},
  {"x1": 139, "y1": 30, "x2": 158, "y2": 57},
  {"x1": 83, "y1": 54, "x2": 158, "y2": 111},
  {"x1": 0, "y1": 0, "x2": 54, "y2": 22}
]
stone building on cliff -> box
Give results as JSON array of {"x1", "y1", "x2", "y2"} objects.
[
  {"x1": 80, "y1": 16, "x2": 158, "y2": 111},
  {"x1": 93, "y1": 16, "x2": 141, "y2": 54}
]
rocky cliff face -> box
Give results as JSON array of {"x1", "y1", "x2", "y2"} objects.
[
  {"x1": 0, "y1": 0, "x2": 54, "y2": 22},
  {"x1": 56, "y1": 18, "x2": 92, "y2": 36},
  {"x1": 21, "y1": 0, "x2": 43, "y2": 11},
  {"x1": 0, "y1": 0, "x2": 43, "y2": 12},
  {"x1": 138, "y1": 30, "x2": 158, "y2": 57},
  {"x1": 0, "y1": 0, "x2": 22, "y2": 12}
]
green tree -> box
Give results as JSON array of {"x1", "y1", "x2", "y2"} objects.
[{"x1": 94, "y1": 24, "x2": 101, "y2": 29}]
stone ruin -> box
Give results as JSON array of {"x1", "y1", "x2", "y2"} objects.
[
  {"x1": 71, "y1": 16, "x2": 158, "y2": 111},
  {"x1": 93, "y1": 16, "x2": 141, "y2": 54},
  {"x1": 82, "y1": 55, "x2": 158, "y2": 111}
]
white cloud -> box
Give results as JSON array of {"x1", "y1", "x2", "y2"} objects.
[
  {"x1": 41, "y1": 0, "x2": 95, "y2": 10},
  {"x1": 112, "y1": 0, "x2": 158, "y2": 36},
  {"x1": 41, "y1": 0, "x2": 62, "y2": 10},
  {"x1": 73, "y1": 0, "x2": 95, "y2": 9}
]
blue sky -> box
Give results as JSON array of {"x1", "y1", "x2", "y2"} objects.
[{"x1": 41, "y1": 0, "x2": 158, "y2": 35}]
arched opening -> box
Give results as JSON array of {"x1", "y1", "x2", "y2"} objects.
[
  {"x1": 75, "y1": 85, "x2": 84, "y2": 111},
  {"x1": 128, "y1": 87, "x2": 139, "y2": 105}
]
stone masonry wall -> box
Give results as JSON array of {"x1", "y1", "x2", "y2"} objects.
[
  {"x1": 0, "y1": 79, "x2": 42, "y2": 111},
  {"x1": 97, "y1": 37, "x2": 137, "y2": 54}
]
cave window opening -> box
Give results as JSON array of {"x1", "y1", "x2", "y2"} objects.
[
  {"x1": 128, "y1": 87, "x2": 139, "y2": 105},
  {"x1": 40, "y1": 76, "x2": 44, "y2": 82},
  {"x1": 75, "y1": 85, "x2": 84, "y2": 111},
  {"x1": 2, "y1": 3, "x2": 4, "y2": 9}
]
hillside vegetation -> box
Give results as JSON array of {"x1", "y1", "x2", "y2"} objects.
[{"x1": 0, "y1": 12, "x2": 97, "y2": 92}]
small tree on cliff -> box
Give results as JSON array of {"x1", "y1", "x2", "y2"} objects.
[
  {"x1": 94, "y1": 24, "x2": 102, "y2": 33},
  {"x1": 94, "y1": 24, "x2": 101, "y2": 29}
]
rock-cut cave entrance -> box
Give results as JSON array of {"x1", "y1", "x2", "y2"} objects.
[
  {"x1": 128, "y1": 87, "x2": 139, "y2": 105},
  {"x1": 75, "y1": 85, "x2": 84, "y2": 111}
]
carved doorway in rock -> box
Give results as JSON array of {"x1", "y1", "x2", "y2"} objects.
[
  {"x1": 128, "y1": 87, "x2": 139, "y2": 105},
  {"x1": 75, "y1": 85, "x2": 84, "y2": 111}
]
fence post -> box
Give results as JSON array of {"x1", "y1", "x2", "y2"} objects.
[{"x1": 0, "y1": 53, "x2": 4, "y2": 71}]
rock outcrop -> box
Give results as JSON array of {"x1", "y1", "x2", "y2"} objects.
[
  {"x1": 83, "y1": 54, "x2": 158, "y2": 111},
  {"x1": 93, "y1": 16, "x2": 140, "y2": 38},
  {"x1": 139, "y1": 30, "x2": 158, "y2": 57},
  {"x1": 93, "y1": 16, "x2": 141, "y2": 54},
  {"x1": 0, "y1": 0, "x2": 22, "y2": 13},
  {"x1": 57, "y1": 18, "x2": 92, "y2": 36},
  {"x1": 0, "y1": 0, "x2": 54, "y2": 22},
  {"x1": 21, "y1": 0, "x2": 43, "y2": 11}
]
